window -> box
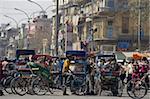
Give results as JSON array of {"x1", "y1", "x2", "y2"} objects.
[
  {"x1": 0, "y1": 32, "x2": 5, "y2": 38},
  {"x1": 107, "y1": 20, "x2": 113, "y2": 38},
  {"x1": 86, "y1": 21, "x2": 92, "y2": 41},
  {"x1": 40, "y1": 26, "x2": 43, "y2": 31},
  {"x1": 122, "y1": 16, "x2": 129, "y2": 33},
  {"x1": 86, "y1": 0, "x2": 92, "y2": 3},
  {"x1": 105, "y1": 0, "x2": 114, "y2": 8}
]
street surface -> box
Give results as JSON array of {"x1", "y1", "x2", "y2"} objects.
[
  {"x1": 0, "y1": 94, "x2": 149, "y2": 99},
  {"x1": 0, "y1": 91, "x2": 149, "y2": 99}
]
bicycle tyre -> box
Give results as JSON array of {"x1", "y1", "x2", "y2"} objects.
[
  {"x1": 133, "y1": 80, "x2": 148, "y2": 99},
  {"x1": 3, "y1": 76, "x2": 14, "y2": 94},
  {"x1": 31, "y1": 77, "x2": 48, "y2": 96},
  {"x1": 127, "y1": 80, "x2": 136, "y2": 98},
  {"x1": 10, "y1": 77, "x2": 17, "y2": 94},
  {"x1": 111, "y1": 79, "x2": 119, "y2": 96},
  {"x1": 13, "y1": 77, "x2": 28, "y2": 96}
]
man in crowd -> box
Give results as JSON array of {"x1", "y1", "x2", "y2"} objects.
[
  {"x1": 62, "y1": 55, "x2": 72, "y2": 95},
  {"x1": 0, "y1": 59, "x2": 4, "y2": 96},
  {"x1": 85, "y1": 58, "x2": 95, "y2": 95}
]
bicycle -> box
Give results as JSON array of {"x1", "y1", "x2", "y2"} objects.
[
  {"x1": 64, "y1": 71, "x2": 87, "y2": 95},
  {"x1": 127, "y1": 72, "x2": 149, "y2": 99},
  {"x1": 12, "y1": 66, "x2": 39, "y2": 96},
  {"x1": 1, "y1": 69, "x2": 18, "y2": 94},
  {"x1": 31, "y1": 74, "x2": 54, "y2": 96}
]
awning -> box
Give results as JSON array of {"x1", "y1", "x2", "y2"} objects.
[{"x1": 117, "y1": 42, "x2": 129, "y2": 49}]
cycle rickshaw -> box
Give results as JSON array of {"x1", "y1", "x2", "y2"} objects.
[
  {"x1": 65, "y1": 50, "x2": 88, "y2": 95},
  {"x1": 94, "y1": 54, "x2": 124, "y2": 96}
]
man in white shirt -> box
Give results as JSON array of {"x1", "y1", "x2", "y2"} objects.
[{"x1": 126, "y1": 61, "x2": 133, "y2": 91}]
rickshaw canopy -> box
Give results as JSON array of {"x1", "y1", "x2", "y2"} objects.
[
  {"x1": 66, "y1": 50, "x2": 87, "y2": 58},
  {"x1": 31, "y1": 54, "x2": 52, "y2": 60},
  {"x1": 16, "y1": 49, "x2": 35, "y2": 60},
  {"x1": 96, "y1": 54, "x2": 115, "y2": 59}
]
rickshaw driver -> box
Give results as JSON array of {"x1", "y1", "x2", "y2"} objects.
[{"x1": 62, "y1": 55, "x2": 72, "y2": 95}]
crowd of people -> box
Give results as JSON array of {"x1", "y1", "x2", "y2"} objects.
[{"x1": 0, "y1": 55, "x2": 149, "y2": 96}]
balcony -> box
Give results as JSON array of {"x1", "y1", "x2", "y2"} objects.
[{"x1": 97, "y1": 0, "x2": 117, "y2": 13}]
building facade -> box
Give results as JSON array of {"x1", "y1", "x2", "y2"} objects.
[
  {"x1": 52, "y1": 0, "x2": 149, "y2": 55},
  {"x1": 28, "y1": 15, "x2": 52, "y2": 54},
  {"x1": 0, "y1": 24, "x2": 19, "y2": 57}
]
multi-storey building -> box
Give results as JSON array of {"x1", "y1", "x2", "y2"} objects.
[
  {"x1": 28, "y1": 15, "x2": 52, "y2": 54},
  {"x1": 52, "y1": 0, "x2": 149, "y2": 54},
  {"x1": 0, "y1": 24, "x2": 18, "y2": 57}
]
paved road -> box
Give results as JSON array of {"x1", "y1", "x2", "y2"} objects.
[
  {"x1": 0, "y1": 95, "x2": 149, "y2": 99},
  {"x1": 0, "y1": 92, "x2": 149, "y2": 99}
]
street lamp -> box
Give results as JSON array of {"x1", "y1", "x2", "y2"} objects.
[
  {"x1": 45, "y1": 5, "x2": 56, "y2": 12},
  {"x1": 14, "y1": 8, "x2": 30, "y2": 21},
  {"x1": 14, "y1": 8, "x2": 30, "y2": 49},
  {"x1": 4, "y1": 15, "x2": 20, "y2": 49},
  {"x1": 29, "y1": 6, "x2": 55, "y2": 19},
  {"x1": 27, "y1": 0, "x2": 46, "y2": 15},
  {"x1": 4, "y1": 15, "x2": 18, "y2": 29},
  {"x1": 27, "y1": 0, "x2": 56, "y2": 16}
]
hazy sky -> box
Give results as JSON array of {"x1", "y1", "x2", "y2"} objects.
[{"x1": 0, "y1": 0, "x2": 55, "y2": 27}]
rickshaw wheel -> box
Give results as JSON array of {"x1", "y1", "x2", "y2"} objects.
[
  {"x1": 13, "y1": 77, "x2": 28, "y2": 96},
  {"x1": 3, "y1": 76, "x2": 14, "y2": 94},
  {"x1": 10, "y1": 77, "x2": 17, "y2": 94},
  {"x1": 31, "y1": 77, "x2": 48, "y2": 96},
  {"x1": 111, "y1": 79, "x2": 119, "y2": 96}
]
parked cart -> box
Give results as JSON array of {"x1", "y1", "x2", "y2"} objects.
[{"x1": 94, "y1": 54, "x2": 124, "y2": 96}]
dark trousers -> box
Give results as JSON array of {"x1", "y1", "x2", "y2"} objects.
[
  {"x1": 127, "y1": 74, "x2": 132, "y2": 83},
  {"x1": 127, "y1": 74, "x2": 132, "y2": 91},
  {"x1": 145, "y1": 75, "x2": 149, "y2": 88},
  {"x1": 91, "y1": 75, "x2": 95, "y2": 93},
  {"x1": 62, "y1": 73, "x2": 70, "y2": 94},
  {"x1": 86, "y1": 74, "x2": 95, "y2": 94},
  {"x1": 120, "y1": 74, "x2": 126, "y2": 83}
]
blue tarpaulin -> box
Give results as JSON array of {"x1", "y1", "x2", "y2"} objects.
[{"x1": 117, "y1": 42, "x2": 129, "y2": 49}]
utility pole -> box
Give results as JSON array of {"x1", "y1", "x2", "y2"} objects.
[
  {"x1": 56, "y1": 0, "x2": 59, "y2": 55},
  {"x1": 91, "y1": 0, "x2": 94, "y2": 52},
  {"x1": 149, "y1": 1, "x2": 150, "y2": 51},
  {"x1": 138, "y1": 0, "x2": 141, "y2": 51}
]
